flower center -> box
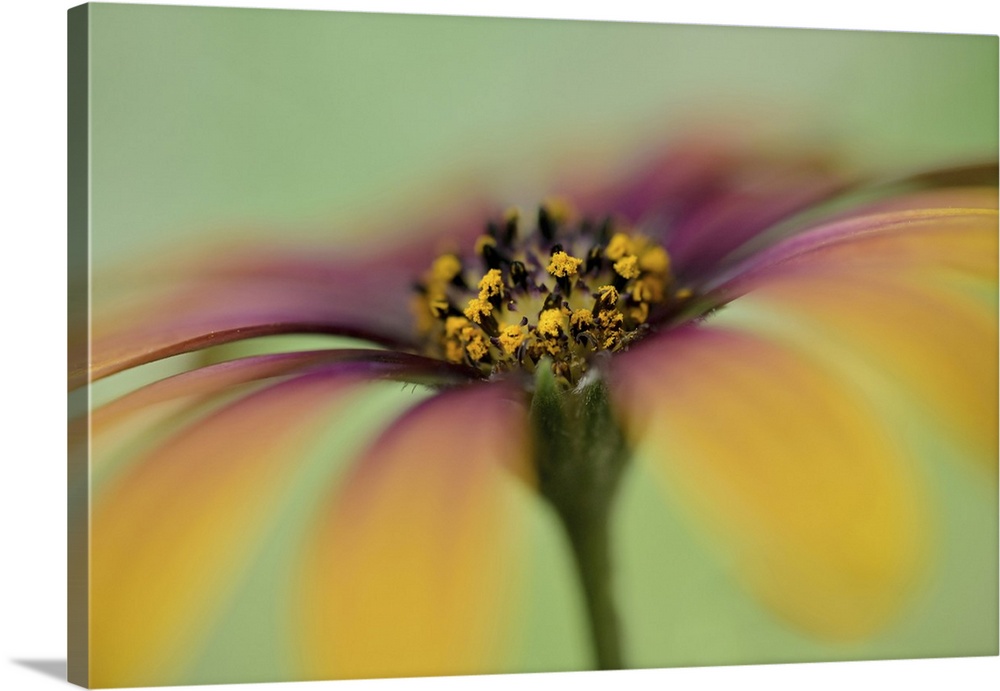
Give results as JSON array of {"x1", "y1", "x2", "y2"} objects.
[{"x1": 413, "y1": 200, "x2": 691, "y2": 386}]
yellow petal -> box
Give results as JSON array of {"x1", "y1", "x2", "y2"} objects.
[
  {"x1": 90, "y1": 371, "x2": 366, "y2": 687},
  {"x1": 295, "y1": 384, "x2": 533, "y2": 679},
  {"x1": 611, "y1": 326, "x2": 927, "y2": 638},
  {"x1": 729, "y1": 209, "x2": 998, "y2": 472}
]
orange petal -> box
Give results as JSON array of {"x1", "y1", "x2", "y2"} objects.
[
  {"x1": 721, "y1": 207, "x2": 998, "y2": 471},
  {"x1": 84, "y1": 350, "x2": 479, "y2": 496},
  {"x1": 295, "y1": 383, "x2": 534, "y2": 680},
  {"x1": 610, "y1": 325, "x2": 928, "y2": 639},
  {"x1": 90, "y1": 371, "x2": 368, "y2": 687}
]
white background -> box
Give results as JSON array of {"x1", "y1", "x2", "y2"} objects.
[{"x1": 1, "y1": 1, "x2": 997, "y2": 690}]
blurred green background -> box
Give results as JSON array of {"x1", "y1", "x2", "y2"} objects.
[
  {"x1": 86, "y1": 3, "x2": 998, "y2": 684},
  {"x1": 89, "y1": 3, "x2": 997, "y2": 267}
]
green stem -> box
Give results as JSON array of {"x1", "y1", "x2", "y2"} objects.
[
  {"x1": 529, "y1": 362, "x2": 630, "y2": 670},
  {"x1": 564, "y1": 510, "x2": 623, "y2": 670}
]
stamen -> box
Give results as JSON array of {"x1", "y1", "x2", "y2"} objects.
[
  {"x1": 604, "y1": 233, "x2": 632, "y2": 261},
  {"x1": 639, "y1": 246, "x2": 670, "y2": 274},
  {"x1": 543, "y1": 197, "x2": 573, "y2": 225},
  {"x1": 475, "y1": 235, "x2": 496, "y2": 256},
  {"x1": 487, "y1": 245, "x2": 509, "y2": 270},
  {"x1": 430, "y1": 254, "x2": 462, "y2": 283},
  {"x1": 414, "y1": 202, "x2": 690, "y2": 386},
  {"x1": 570, "y1": 309, "x2": 594, "y2": 332},
  {"x1": 613, "y1": 255, "x2": 640, "y2": 280},
  {"x1": 538, "y1": 206, "x2": 555, "y2": 241},
  {"x1": 444, "y1": 315, "x2": 470, "y2": 337},
  {"x1": 510, "y1": 260, "x2": 529, "y2": 289},
  {"x1": 547, "y1": 251, "x2": 583, "y2": 278},
  {"x1": 498, "y1": 324, "x2": 526, "y2": 355},
  {"x1": 428, "y1": 293, "x2": 450, "y2": 318},
  {"x1": 477, "y1": 269, "x2": 504, "y2": 300},
  {"x1": 461, "y1": 326, "x2": 490, "y2": 362},
  {"x1": 595, "y1": 285, "x2": 619, "y2": 311},
  {"x1": 464, "y1": 297, "x2": 493, "y2": 323},
  {"x1": 537, "y1": 309, "x2": 565, "y2": 338},
  {"x1": 585, "y1": 245, "x2": 603, "y2": 274}
]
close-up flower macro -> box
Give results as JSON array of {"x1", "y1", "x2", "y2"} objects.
[{"x1": 66, "y1": 5, "x2": 998, "y2": 690}]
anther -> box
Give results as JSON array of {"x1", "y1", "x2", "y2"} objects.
[
  {"x1": 415, "y1": 202, "x2": 678, "y2": 386},
  {"x1": 585, "y1": 245, "x2": 603, "y2": 274},
  {"x1": 503, "y1": 214, "x2": 518, "y2": 245},
  {"x1": 613, "y1": 255, "x2": 640, "y2": 280},
  {"x1": 481, "y1": 243, "x2": 506, "y2": 271},
  {"x1": 510, "y1": 260, "x2": 529, "y2": 290},
  {"x1": 538, "y1": 205, "x2": 556, "y2": 241},
  {"x1": 542, "y1": 291, "x2": 564, "y2": 312},
  {"x1": 597, "y1": 217, "x2": 613, "y2": 243}
]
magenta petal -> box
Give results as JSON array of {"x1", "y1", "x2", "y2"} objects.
[
  {"x1": 709, "y1": 202, "x2": 998, "y2": 300},
  {"x1": 75, "y1": 204, "x2": 494, "y2": 389},
  {"x1": 664, "y1": 165, "x2": 843, "y2": 281},
  {"x1": 574, "y1": 143, "x2": 734, "y2": 224},
  {"x1": 91, "y1": 348, "x2": 481, "y2": 434},
  {"x1": 566, "y1": 138, "x2": 845, "y2": 282},
  {"x1": 82, "y1": 278, "x2": 414, "y2": 388}
]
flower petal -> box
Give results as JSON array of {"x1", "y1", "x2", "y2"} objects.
[
  {"x1": 82, "y1": 349, "x2": 481, "y2": 499},
  {"x1": 89, "y1": 368, "x2": 379, "y2": 687},
  {"x1": 711, "y1": 205, "x2": 998, "y2": 469},
  {"x1": 91, "y1": 348, "x2": 480, "y2": 436},
  {"x1": 663, "y1": 161, "x2": 843, "y2": 282},
  {"x1": 81, "y1": 275, "x2": 411, "y2": 389},
  {"x1": 75, "y1": 203, "x2": 490, "y2": 390},
  {"x1": 295, "y1": 383, "x2": 534, "y2": 680},
  {"x1": 609, "y1": 325, "x2": 928, "y2": 639},
  {"x1": 570, "y1": 138, "x2": 845, "y2": 282},
  {"x1": 715, "y1": 197, "x2": 998, "y2": 293}
]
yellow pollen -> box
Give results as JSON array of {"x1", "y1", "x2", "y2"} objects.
[
  {"x1": 444, "y1": 315, "x2": 470, "y2": 337},
  {"x1": 498, "y1": 325, "x2": 525, "y2": 355},
  {"x1": 632, "y1": 276, "x2": 666, "y2": 303},
  {"x1": 537, "y1": 309, "x2": 565, "y2": 338},
  {"x1": 639, "y1": 246, "x2": 670, "y2": 274},
  {"x1": 570, "y1": 309, "x2": 594, "y2": 331},
  {"x1": 475, "y1": 235, "x2": 497, "y2": 256},
  {"x1": 463, "y1": 297, "x2": 493, "y2": 323},
  {"x1": 461, "y1": 327, "x2": 490, "y2": 362},
  {"x1": 547, "y1": 251, "x2": 583, "y2": 278},
  {"x1": 597, "y1": 310, "x2": 624, "y2": 331},
  {"x1": 542, "y1": 197, "x2": 574, "y2": 224},
  {"x1": 605, "y1": 233, "x2": 633, "y2": 261},
  {"x1": 477, "y1": 269, "x2": 504, "y2": 299},
  {"x1": 628, "y1": 302, "x2": 650, "y2": 324},
  {"x1": 416, "y1": 210, "x2": 682, "y2": 385},
  {"x1": 444, "y1": 340, "x2": 465, "y2": 363},
  {"x1": 597, "y1": 284, "x2": 619, "y2": 305},
  {"x1": 428, "y1": 293, "x2": 449, "y2": 317},
  {"x1": 614, "y1": 255, "x2": 640, "y2": 279},
  {"x1": 430, "y1": 254, "x2": 462, "y2": 283},
  {"x1": 413, "y1": 295, "x2": 436, "y2": 332}
]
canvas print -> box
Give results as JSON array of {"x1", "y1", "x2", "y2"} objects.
[{"x1": 68, "y1": 3, "x2": 998, "y2": 688}]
